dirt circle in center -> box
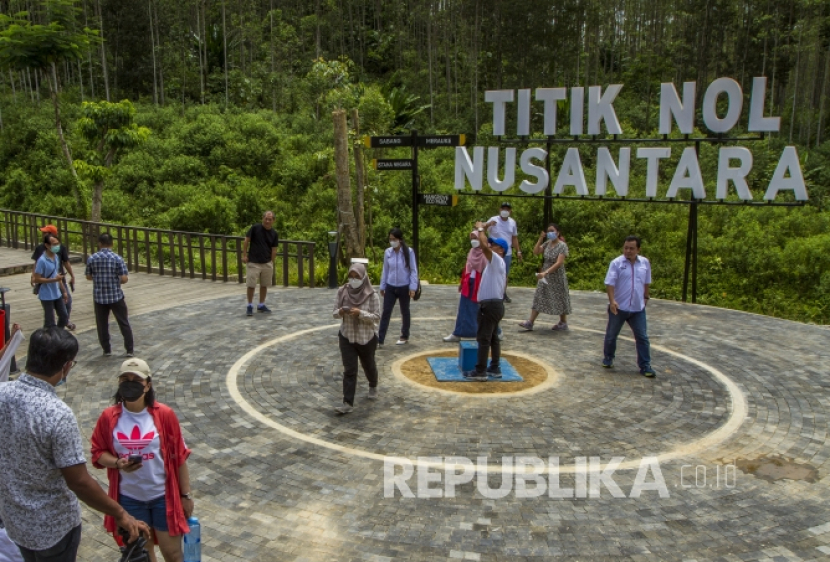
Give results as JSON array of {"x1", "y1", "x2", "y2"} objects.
[{"x1": 398, "y1": 350, "x2": 551, "y2": 395}]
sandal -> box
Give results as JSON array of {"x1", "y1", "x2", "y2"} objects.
[
  {"x1": 518, "y1": 321, "x2": 534, "y2": 331},
  {"x1": 551, "y1": 322, "x2": 569, "y2": 331}
]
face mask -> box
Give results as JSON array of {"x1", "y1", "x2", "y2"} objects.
[
  {"x1": 470, "y1": 239, "x2": 480, "y2": 248},
  {"x1": 119, "y1": 380, "x2": 146, "y2": 402},
  {"x1": 390, "y1": 240, "x2": 400, "y2": 249},
  {"x1": 547, "y1": 232, "x2": 558, "y2": 240},
  {"x1": 500, "y1": 210, "x2": 510, "y2": 218},
  {"x1": 348, "y1": 278, "x2": 364, "y2": 289},
  {"x1": 56, "y1": 375, "x2": 66, "y2": 387},
  {"x1": 51, "y1": 245, "x2": 61, "y2": 253}
]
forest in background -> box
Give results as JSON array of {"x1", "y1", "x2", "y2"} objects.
[{"x1": 0, "y1": 0, "x2": 828, "y2": 323}]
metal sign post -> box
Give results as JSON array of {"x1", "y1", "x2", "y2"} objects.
[{"x1": 366, "y1": 132, "x2": 466, "y2": 261}]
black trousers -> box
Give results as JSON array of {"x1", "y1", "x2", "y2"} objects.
[
  {"x1": 475, "y1": 300, "x2": 505, "y2": 373},
  {"x1": 40, "y1": 298, "x2": 68, "y2": 328},
  {"x1": 378, "y1": 285, "x2": 411, "y2": 343},
  {"x1": 17, "y1": 524, "x2": 81, "y2": 562},
  {"x1": 339, "y1": 332, "x2": 378, "y2": 406},
  {"x1": 94, "y1": 298, "x2": 134, "y2": 354}
]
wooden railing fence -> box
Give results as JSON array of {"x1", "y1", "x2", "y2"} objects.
[{"x1": 0, "y1": 210, "x2": 315, "y2": 288}]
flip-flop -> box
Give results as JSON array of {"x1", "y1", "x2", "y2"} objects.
[{"x1": 518, "y1": 321, "x2": 534, "y2": 331}]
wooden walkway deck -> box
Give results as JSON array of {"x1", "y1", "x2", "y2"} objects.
[{"x1": 0, "y1": 247, "x2": 246, "y2": 340}]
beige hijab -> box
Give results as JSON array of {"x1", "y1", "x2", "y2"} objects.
[{"x1": 336, "y1": 263, "x2": 374, "y2": 308}]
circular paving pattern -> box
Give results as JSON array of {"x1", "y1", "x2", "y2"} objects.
[{"x1": 56, "y1": 286, "x2": 830, "y2": 561}]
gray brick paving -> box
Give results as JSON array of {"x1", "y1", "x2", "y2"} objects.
[{"x1": 37, "y1": 286, "x2": 830, "y2": 561}]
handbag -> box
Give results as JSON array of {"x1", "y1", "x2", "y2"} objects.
[{"x1": 413, "y1": 281, "x2": 422, "y2": 301}]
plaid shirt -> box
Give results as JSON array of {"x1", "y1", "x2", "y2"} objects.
[
  {"x1": 85, "y1": 248, "x2": 128, "y2": 304},
  {"x1": 334, "y1": 291, "x2": 380, "y2": 345}
]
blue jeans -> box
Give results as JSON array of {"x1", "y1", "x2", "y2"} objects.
[
  {"x1": 119, "y1": 494, "x2": 168, "y2": 532},
  {"x1": 378, "y1": 285, "x2": 411, "y2": 343},
  {"x1": 603, "y1": 307, "x2": 652, "y2": 372}
]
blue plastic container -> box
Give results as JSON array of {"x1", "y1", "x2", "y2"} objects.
[
  {"x1": 183, "y1": 516, "x2": 201, "y2": 562},
  {"x1": 458, "y1": 341, "x2": 478, "y2": 371}
]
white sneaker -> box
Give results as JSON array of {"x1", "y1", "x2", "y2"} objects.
[
  {"x1": 334, "y1": 402, "x2": 353, "y2": 414},
  {"x1": 368, "y1": 387, "x2": 378, "y2": 399},
  {"x1": 396, "y1": 338, "x2": 408, "y2": 345},
  {"x1": 443, "y1": 334, "x2": 461, "y2": 342}
]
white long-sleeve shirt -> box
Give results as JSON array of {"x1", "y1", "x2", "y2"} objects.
[{"x1": 379, "y1": 246, "x2": 419, "y2": 291}]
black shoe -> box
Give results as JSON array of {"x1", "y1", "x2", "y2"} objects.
[
  {"x1": 487, "y1": 365, "x2": 502, "y2": 377},
  {"x1": 503, "y1": 294, "x2": 512, "y2": 303},
  {"x1": 462, "y1": 370, "x2": 488, "y2": 381}
]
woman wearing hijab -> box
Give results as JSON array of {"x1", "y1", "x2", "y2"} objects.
[
  {"x1": 443, "y1": 231, "x2": 489, "y2": 342},
  {"x1": 333, "y1": 263, "x2": 381, "y2": 414}
]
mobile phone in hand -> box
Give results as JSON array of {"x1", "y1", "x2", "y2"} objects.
[
  {"x1": 128, "y1": 454, "x2": 143, "y2": 465},
  {"x1": 341, "y1": 306, "x2": 352, "y2": 313}
]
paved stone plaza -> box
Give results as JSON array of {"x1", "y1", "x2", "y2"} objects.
[{"x1": 28, "y1": 283, "x2": 830, "y2": 561}]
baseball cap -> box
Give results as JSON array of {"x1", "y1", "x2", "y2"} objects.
[
  {"x1": 500, "y1": 202, "x2": 512, "y2": 208},
  {"x1": 39, "y1": 225, "x2": 58, "y2": 236},
  {"x1": 487, "y1": 237, "x2": 509, "y2": 254},
  {"x1": 119, "y1": 358, "x2": 151, "y2": 379}
]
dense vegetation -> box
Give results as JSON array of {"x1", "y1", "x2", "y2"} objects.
[{"x1": 0, "y1": 0, "x2": 828, "y2": 323}]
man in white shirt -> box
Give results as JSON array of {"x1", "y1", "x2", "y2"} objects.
[
  {"x1": 602, "y1": 236, "x2": 655, "y2": 377},
  {"x1": 462, "y1": 223, "x2": 508, "y2": 382},
  {"x1": 485, "y1": 202, "x2": 521, "y2": 302}
]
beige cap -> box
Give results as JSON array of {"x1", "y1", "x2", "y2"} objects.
[{"x1": 119, "y1": 358, "x2": 151, "y2": 379}]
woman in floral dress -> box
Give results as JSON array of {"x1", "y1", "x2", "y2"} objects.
[{"x1": 518, "y1": 224, "x2": 572, "y2": 331}]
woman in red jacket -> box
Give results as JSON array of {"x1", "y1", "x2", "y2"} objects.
[{"x1": 91, "y1": 358, "x2": 193, "y2": 562}]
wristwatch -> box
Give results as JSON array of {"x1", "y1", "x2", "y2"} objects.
[
  {"x1": 180, "y1": 492, "x2": 193, "y2": 500},
  {"x1": 477, "y1": 227, "x2": 484, "y2": 232}
]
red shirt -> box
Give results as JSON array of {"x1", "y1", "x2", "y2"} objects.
[{"x1": 91, "y1": 403, "x2": 191, "y2": 538}]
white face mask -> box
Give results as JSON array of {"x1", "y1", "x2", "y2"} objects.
[
  {"x1": 500, "y1": 210, "x2": 510, "y2": 218},
  {"x1": 389, "y1": 240, "x2": 400, "y2": 249},
  {"x1": 348, "y1": 278, "x2": 363, "y2": 289},
  {"x1": 470, "y1": 239, "x2": 480, "y2": 248}
]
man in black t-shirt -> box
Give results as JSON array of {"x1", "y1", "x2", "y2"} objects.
[
  {"x1": 31, "y1": 225, "x2": 76, "y2": 330},
  {"x1": 242, "y1": 211, "x2": 279, "y2": 316}
]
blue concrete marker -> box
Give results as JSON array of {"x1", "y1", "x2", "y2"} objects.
[{"x1": 427, "y1": 357, "x2": 523, "y2": 382}]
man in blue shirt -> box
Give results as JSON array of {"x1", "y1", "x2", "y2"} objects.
[
  {"x1": 85, "y1": 233, "x2": 134, "y2": 357},
  {"x1": 602, "y1": 236, "x2": 655, "y2": 377}
]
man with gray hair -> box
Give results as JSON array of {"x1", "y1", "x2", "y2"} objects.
[{"x1": 241, "y1": 211, "x2": 279, "y2": 316}]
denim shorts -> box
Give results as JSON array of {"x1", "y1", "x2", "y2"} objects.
[{"x1": 119, "y1": 494, "x2": 168, "y2": 532}]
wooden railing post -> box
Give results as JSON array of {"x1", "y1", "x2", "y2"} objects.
[{"x1": 0, "y1": 209, "x2": 316, "y2": 288}]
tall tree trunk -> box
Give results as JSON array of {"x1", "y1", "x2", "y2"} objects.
[
  {"x1": 47, "y1": 64, "x2": 83, "y2": 213},
  {"x1": 96, "y1": 0, "x2": 110, "y2": 101},
  {"x1": 270, "y1": 0, "x2": 276, "y2": 112},
  {"x1": 426, "y1": 1, "x2": 434, "y2": 126},
  {"x1": 149, "y1": 0, "x2": 158, "y2": 104},
  {"x1": 8, "y1": 70, "x2": 16, "y2": 103},
  {"x1": 333, "y1": 109, "x2": 360, "y2": 260},
  {"x1": 196, "y1": 0, "x2": 204, "y2": 104},
  {"x1": 82, "y1": 0, "x2": 95, "y2": 99},
  {"x1": 91, "y1": 179, "x2": 104, "y2": 223},
  {"x1": 222, "y1": 0, "x2": 228, "y2": 109},
  {"x1": 352, "y1": 109, "x2": 366, "y2": 254},
  {"x1": 154, "y1": 0, "x2": 165, "y2": 105}
]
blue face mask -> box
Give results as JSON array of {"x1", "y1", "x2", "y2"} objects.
[
  {"x1": 56, "y1": 375, "x2": 66, "y2": 387},
  {"x1": 51, "y1": 245, "x2": 61, "y2": 253},
  {"x1": 546, "y1": 232, "x2": 558, "y2": 240}
]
